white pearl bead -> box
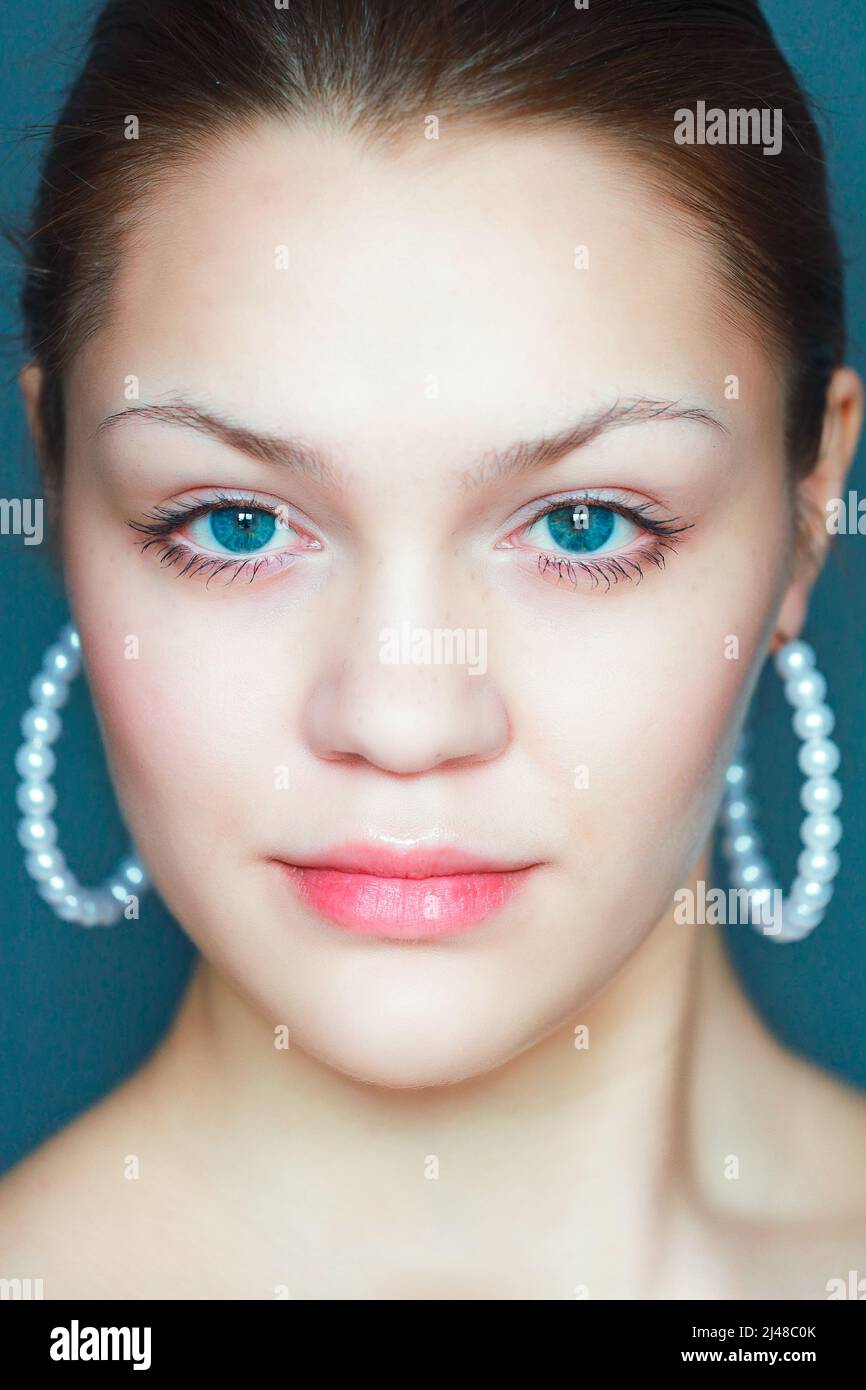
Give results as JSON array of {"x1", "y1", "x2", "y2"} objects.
[
  {"x1": 774, "y1": 640, "x2": 815, "y2": 680},
  {"x1": 16, "y1": 781, "x2": 57, "y2": 816},
  {"x1": 37, "y1": 870, "x2": 79, "y2": 904},
  {"x1": 792, "y1": 703, "x2": 834, "y2": 740},
  {"x1": 56, "y1": 892, "x2": 85, "y2": 923},
  {"x1": 59, "y1": 623, "x2": 80, "y2": 653},
  {"x1": 782, "y1": 899, "x2": 823, "y2": 932},
  {"x1": 15, "y1": 741, "x2": 56, "y2": 780},
  {"x1": 722, "y1": 830, "x2": 762, "y2": 860},
  {"x1": 791, "y1": 876, "x2": 834, "y2": 910},
  {"x1": 43, "y1": 643, "x2": 80, "y2": 681},
  {"x1": 89, "y1": 890, "x2": 121, "y2": 926},
  {"x1": 28, "y1": 673, "x2": 69, "y2": 710},
  {"x1": 25, "y1": 847, "x2": 67, "y2": 881},
  {"x1": 118, "y1": 856, "x2": 149, "y2": 891},
  {"x1": 801, "y1": 813, "x2": 842, "y2": 851},
  {"x1": 785, "y1": 671, "x2": 827, "y2": 708},
  {"x1": 78, "y1": 892, "x2": 119, "y2": 927},
  {"x1": 797, "y1": 846, "x2": 839, "y2": 883},
  {"x1": 736, "y1": 858, "x2": 774, "y2": 890},
  {"x1": 17, "y1": 816, "x2": 58, "y2": 852},
  {"x1": 20, "y1": 706, "x2": 62, "y2": 744},
  {"x1": 746, "y1": 884, "x2": 777, "y2": 913},
  {"x1": 724, "y1": 762, "x2": 749, "y2": 792},
  {"x1": 800, "y1": 776, "x2": 842, "y2": 816},
  {"x1": 723, "y1": 796, "x2": 755, "y2": 828},
  {"x1": 797, "y1": 737, "x2": 840, "y2": 778}
]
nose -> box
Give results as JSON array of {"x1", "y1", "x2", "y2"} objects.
[{"x1": 302, "y1": 601, "x2": 509, "y2": 775}]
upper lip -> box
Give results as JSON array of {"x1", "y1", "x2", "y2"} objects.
[{"x1": 273, "y1": 841, "x2": 540, "y2": 879}]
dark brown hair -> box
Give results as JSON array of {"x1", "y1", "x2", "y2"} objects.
[{"x1": 16, "y1": 0, "x2": 846, "y2": 497}]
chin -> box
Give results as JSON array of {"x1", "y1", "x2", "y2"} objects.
[{"x1": 290, "y1": 1004, "x2": 538, "y2": 1091}]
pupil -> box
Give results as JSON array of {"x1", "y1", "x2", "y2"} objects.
[
  {"x1": 210, "y1": 508, "x2": 277, "y2": 553},
  {"x1": 545, "y1": 505, "x2": 614, "y2": 553}
]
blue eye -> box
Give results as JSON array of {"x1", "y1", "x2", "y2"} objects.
[
  {"x1": 524, "y1": 503, "x2": 635, "y2": 556},
  {"x1": 187, "y1": 506, "x2": 295, "y2": 555}
]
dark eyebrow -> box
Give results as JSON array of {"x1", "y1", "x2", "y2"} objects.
[
  {"x1": 95, "y1": 394, "x2": 728, "y2": 491},
  {"x1": 95, "y1": 402, "x2": 346, "y2": 489},
  {"x1": 459, "y1": 397, "x2": 730, "y2": 491}
]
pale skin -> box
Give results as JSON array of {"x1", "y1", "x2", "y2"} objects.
[{"x1": 2, "y1": 122, "x2": 865, "y2": 1299}]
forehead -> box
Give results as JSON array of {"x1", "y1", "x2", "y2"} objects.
[{"x1": 73, "y1": 119, "x2": 774, "y2": 452}]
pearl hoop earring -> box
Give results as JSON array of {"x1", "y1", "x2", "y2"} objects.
[
  {"x1": 16, "y1": 622, "x2": 150, "y2": 927},
  {"x1": 720, "y1": 638, "x2": 841, "y2": 943}
]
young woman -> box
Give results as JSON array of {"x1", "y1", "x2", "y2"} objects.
[{"x1": 3, "y1": 0, "x2": 865, "y2": 1299}]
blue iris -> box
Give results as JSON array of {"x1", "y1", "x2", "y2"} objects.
[
  {"x1": 543, "y1": 505, "x2": 615, "y2": 553},
  {"x1": 208, "y1": 508, "x2": 277, "y2": 553}
]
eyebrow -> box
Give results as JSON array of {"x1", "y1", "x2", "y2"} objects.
[
  {"x1": 95, "y1": 401, "x2": 345, "y2": 489},
  {"x1": 94, "y1": 395, "x2": 729, "y2": 490},
  {"x1": 460, "y1": 397, "x2": 729, "y2": 490}
]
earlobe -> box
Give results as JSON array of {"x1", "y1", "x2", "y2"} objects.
[{"x1": 774, "y1": 580, "x2": 808, "y2": 652}]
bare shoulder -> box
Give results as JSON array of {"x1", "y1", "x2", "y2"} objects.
[
  {"x1": 693, "y1": 1050, "x2": 866, "y2": 1299},
  {"x1": 0, "y1": 1062, "x2": 195, "y2": 1299},
  {"x1": 780, "y1": 1049, "x2": 866, "y2": 1209},
  {"x1": 785, "y1": 1054, "x2": 866, "y2": 1287}
]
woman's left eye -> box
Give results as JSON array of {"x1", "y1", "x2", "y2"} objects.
[
  {"x1": 522, "y1": 503, "x2": 637, "y2": 557},
  {"x1": 185, "y1": 506, "x2": 296, "y2": 555}
]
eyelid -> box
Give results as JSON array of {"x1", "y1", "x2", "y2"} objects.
[
  {"x1": 500, "y1": 488, "x2": 692, "y2": 545},
  {"x1": 130, "y1": 490, "x2": 323, "y2": 548},
  {"x1": 128, "y1": 486, "x2": 691, "y2": 593},
  {"x1": 126, "y1": 489, "x2": 326, "y2": 587},
  {"x1": 500, "y1": 489, "x2": 693, "y2": 594}
]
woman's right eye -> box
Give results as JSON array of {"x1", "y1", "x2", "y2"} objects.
[{"x1": 128, "y1": 493, "x2": 323, "y2": 585}]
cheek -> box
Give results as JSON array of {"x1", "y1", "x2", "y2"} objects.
[
  {"x1": 79, "y1": 617, "x2": 299, "y2": 838},
  {"x1": 62, "y1": 513, "x2": 289, "y2": 861},
  {"x1": 500, "y1": 541, "x2": 783, "y2": 888}
]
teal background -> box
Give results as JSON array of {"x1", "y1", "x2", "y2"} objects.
[{"x1": 1, "y1": 1, "x2": 864, "y2": 1173}]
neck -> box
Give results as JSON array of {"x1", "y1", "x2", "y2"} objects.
[{"x1": 138, "y1": 851, "x2": 778, "y2": 1297}]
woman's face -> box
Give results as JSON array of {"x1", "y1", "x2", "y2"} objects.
[{"x1": 56, "y1": 122, "x2": 795, "y2": 1086}]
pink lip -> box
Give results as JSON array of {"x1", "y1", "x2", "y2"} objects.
[{"x1": 270, "y1": 842, "x2": 538, "y2": 940}]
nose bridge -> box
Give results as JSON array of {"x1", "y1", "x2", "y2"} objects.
[
  {"x1": 377, "y1": 617, "x2": 488, "y2": 677},
  {"x1": 302, "y1": 549, "x2": 507, "y2": 774}
]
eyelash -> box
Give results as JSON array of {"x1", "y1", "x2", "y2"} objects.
[
  {"x1": 128, "y1": 492, "x2": 311, "y2": 586},
  {"x1": 127, "y1": 490, "x2": 693, "y2": 591},
  {"x1": 514, "y1": 492, "x2": 693, "y2": 592}
]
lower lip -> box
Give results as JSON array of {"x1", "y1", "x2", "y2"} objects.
[{"x1": 276, "y1": 864, "x2": 534, "y2": 939}]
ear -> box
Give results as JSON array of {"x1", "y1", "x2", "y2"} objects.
[
  {"x1": 19, "y1": 359, "x2": 64, "y2": 532},
  {"x1": 773, "y1": 366, "x2": 864, "y2": 650},
  {"x1": 19, "y1": 360, "x2": 46, "y2": 459}
]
